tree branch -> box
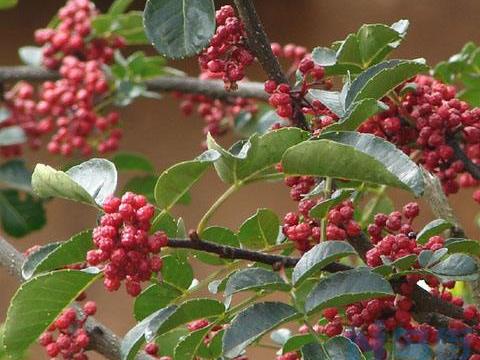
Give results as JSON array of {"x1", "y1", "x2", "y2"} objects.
[
  {"x1": 448, "y1": 136, "x2": 480, "y2": 181},
  {"x1": 0, "y1": 236, "x2": 154, "y2": 360},
  {"x1": 232, "y1": 0, "x2": 310, "y2": 130},
  {"x1": 0, "y1": 66, "x2": 269, "y2": 101}
]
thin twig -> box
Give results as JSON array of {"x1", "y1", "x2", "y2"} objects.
[
  {"x1": 448, "y1": 136, "x2": 480, "y2": 180},
  {"x1": 0, "y1": 66, "x2": 269, "y2": 101}
]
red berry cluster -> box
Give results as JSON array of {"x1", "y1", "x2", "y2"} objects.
[
  {"x1": 360, "y1": 75, "x2": 480, "y2": 200},
  {"x1": 175, "y1": 86, "x2": 258, "y2": 143},
  {"x1": 365, "y1": 202, "x2": 440, "y2": 267},
  {"x1": 281, "y1": 174, "x2": 361, "y2": 251},
  {"x1": 86, "y1": 192, "x2": 168, "y2": 297},
  {"x1": 198, "y1": 5, "x2": 254, "y2": 91},
  {"x1": 2, "y1": 0, "x2": 124, "y2": 158},
  {"x1": 276, "y1": 352, "x2": 300, "y2": 360},
  {"x1": 38, "y1": 301, "x2": 97, "y2": 360},
  {"x1": 34, "y1": 0, "x2": 124, "y2": 70},
  {"x1": 264, "y1": 57, "x2": 333, "y2": 123}
]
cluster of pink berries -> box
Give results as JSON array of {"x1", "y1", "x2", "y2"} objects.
[
  {"x1": 86, "y1": 192, "x2": 168, "y2": 297},
  {"x1": 38, "y1": 301, "x2": 97, "y2": 360},
  {"x1": 34, "y1": 0, "x2": 124, "y2": 70},
  {"x1": 1, "y1": 0, "x2": 124, "y2": 158},
  {"x1": 360, "y1": 75, "x2": 480, "y2": 201},
  {"x1": 264, "y1": 57, "x2": 333, "y2": 123},
  {"x1": 198, "y1": 5, "x2": 254, "y2": 91}
]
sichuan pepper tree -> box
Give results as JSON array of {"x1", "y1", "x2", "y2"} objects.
[{"x1": 1, "y1": 0, "x2": 480, "y2": 359}]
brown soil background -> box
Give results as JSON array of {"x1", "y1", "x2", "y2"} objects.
[{"x1": 1, "y1": 0, "x2": 480, "y2": 358}]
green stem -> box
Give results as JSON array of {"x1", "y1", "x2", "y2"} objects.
[
  {"x1": 360, "y1": 185, "x2": 387, "y2": 228},
  {"x1": 321, "y1": 177, "x2": 333, "y2": 241},
  {"x1": 197, "y1": 184, "x2": 239, "y2": 234}
]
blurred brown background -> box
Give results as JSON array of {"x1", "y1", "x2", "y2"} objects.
[{"x1": 1, "y1": 0, "x2": 480, "y2": 358}]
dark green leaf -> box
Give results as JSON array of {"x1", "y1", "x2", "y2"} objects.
[
  {"x1": 430, "y1": 253, "x2": 479, "y2": 281},
  {"x1": 174, "y1": 325, "x2": 212, "y2": 360},
  {"x1": 0, "y1": 0, "x2": 16, "y2": 10},
  {"x1": 224, "y1": 268, "x2": 289, "y2": 297},
  {"x1": 156, "y1": 328, "x2": 189, "y2": 357},
  {"x1": 151, "y1": 211, "x2": 177, "y2": 236},
  {"x1": 144, "y1": 0, "x2": 215, "y2": 59},
  {"x1": 18, "y1": 46, "x2": 42, "y2": 67},
  {"x1": 282, "y1": 334, "x2": 317, "y2": 354},
  {"x1": 283, "y1": 132, "x2": 424, "y2": 196},
  {"x1": 155, "y1": 150, "x2": 219, "y2": 210},
  {"x1": 308, "y1": 90, "x2": 345, "y2": 117},
  {"x1": 0, "y1": 190, "x2": 45, "y2": 237},
  {"x1": 22, "y1": 230, "x2": 93, "y2": 279},
  {"x1": 121, "y1": 311, "x2": 164, "y2": 360},
  {"x1": 0, "y1": 160, "x2": 32, "y2": 192},
  {"x1": 238, "y1": 208, "x2": 279, "y2": 249},
  {"x1": 161, "y1": 255, "x2": 193, "y2": 290},
  {"x1": 108, "y1": 0, "x2": 134, "y2": 14},
  {"x1": 134, "y1": 283, "x2": 182, "y2": 321},
  {"x1": 93, "y1": 11, "x2": 148, "y2": 45},
  {"x1": 3, "y1": 269, "x2": 100, "y2": 357},
  {"x1": 207, "y1": 128, "x2": 309, "y2": 184},
  {"x1": 234, "y1": 110, "x2": 288, "y2": 138},
  {"x1": 222, "y1": 302, "x2": 300, "y2": 358},
  {"x1": 32, "y1": 158, "x2": 118, "y2": 207},
  {"x1": 145, "y1": 299, "x2": 225, "y2": 342},
  {"x1": 111, "y1": 152, "x2": 155, "y2": 173},
  {"x1": 124, "y1": 175, "x2": 157, "y2": 203},
  {"x1": 309, "y1": 189, "x2": 355, "y2": 219},
  {"x1": 292, "y1": 241, "x2": 356, "y2": 286},
  {"x1": 444, "y1": 238, "x2": 480, "y2": 256},
  {"x1": 305, "y1": 268, "x2": 393, "y2": 313},
  {"x1": 416, "y1": 219, "x2": 452, "y2": 245},
  {"x1": 270, "y1": 328, "x2": 291, "y2": 345},
  {"x1": 326, "y1": 98, "x2": 388, "y2": 132},
  {"x1": 325, "y1": 336, "x2": 364, "y2": 360},
  {"x1": 345, "y1": 60, "x2": 428, "y2": 108}
]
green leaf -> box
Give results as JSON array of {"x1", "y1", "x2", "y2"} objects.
[
  {"x1": 234, "y1": 109, "x2": 288, "y2": 138},
  {"x1": 145, "y1": 299, "x2": 225, "y2": 341},
  {"x1": 18, "y1": 46, "x2": 42, "y2": 67},
  {"x1": 418, "y1": 248, "x2": 447, "y2": 268},
  {"x1": 151, "y1": 211, "x2": 177, "y2": 236},
  {"x1": 444, "y1": 238, "x2": 480, "y2": 256},
  {"x1": 32, "y1": 158, "x2": 117, "y2": 207},
  {"x1": 93, "y1": 11, "x2": 148, "y2": 45},
  {"x1": 174, "y1": 325, "x2": 212, "y2": 360},
  {"x1": 224, "y1": 268, "x2": 289, "y2": 297},
  {"x1": 111, "y1": 152, "x2": 155, "y2": 173},
  {"x1": 357, "y1": 24, "x2": 403, "y2": 66},
  {"x1": 270, "y1": 328, "x2": 292, "y2": 345},
  {"x1": 282, "y1": 132, "x2": 424, "y2": 196},
  {"x1": 429, "y1": 253, "x2": 479, "y2": 281},
  {"x1": 222, "y1": 302, "x2": 300, "y2": 358},
  {"x1": 143, "y1": 0, "x2": 215, "y2": 59},
  {"x1": 0, "y1": 126, "x2": 26, "y2": 146},
  {"x1": 195, "y1": 226, "x2": 239, "y2": 265},
  {"x1": 345, "y1": 59, "x2": 428, "y2": 108},
  {"x1": 108, "y1": 0, "x2": 134, "y2": 14},
  {"x1": 238, "y1": 208, "x2": 279, "y2": 249},
  {"x1": 22, "y1": 230, "x2": 93, "y2": 279},
  {"x1": 134, "y1": 283, "x2": 182, "y2": 321},
  {"x1": 156, "y1": 328, "x2": 189, "y2": 357},
  {"x1": 292, "y1": 241, "x2": 356, "y2": 286},
  {"x1": 305, "y1": 268, "x2": 393, "y2": 314},
  {"x1": 0, "y1": 160, "x2": 32, "y2": 192},
  {"x1": 161, "y1": 255, "x2": 193, "y2": 290},
  {"x1": 121, "y1": 311, "x2": 164, "y2": 360},
  {"x1": 308, "y1": 90, "x2": 345, "y2": 117},
  {"x1": 0, "y1": 190, "x2": 45, "y2": 238},
  {"x1": 3, "y1": 269, "x2": 100, "y2": 357},
  {"x1": 326, "y1": 98, "x2": 388, "y2": 132},
  {"x1": 311, "y1": 47, "x2": 337, "y2": 66},
  {"x1": 155, "y1": 150, "x2": 219, "y2": 210},
  {"x1": 207, "y1": 128, "x2": 309, "y2": 184},
  {"x1": 416, "y1": 219, "x2": 452, "y2": 244},
  {"x1": 197, "y1": 328, "x2": 223, "y2": 359},
  {"x1": 309, "y1": 189, "x2": 355, "y2": 219},
  {"x1": 282, "y1": 334, "x2": 317, "y2": 354},
  {"x1": 124, "y1": 175, "x2": 157, "y2": 203},
  {"x1": 0, "y1": 0, "x2": 16, "y2": 9}
]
